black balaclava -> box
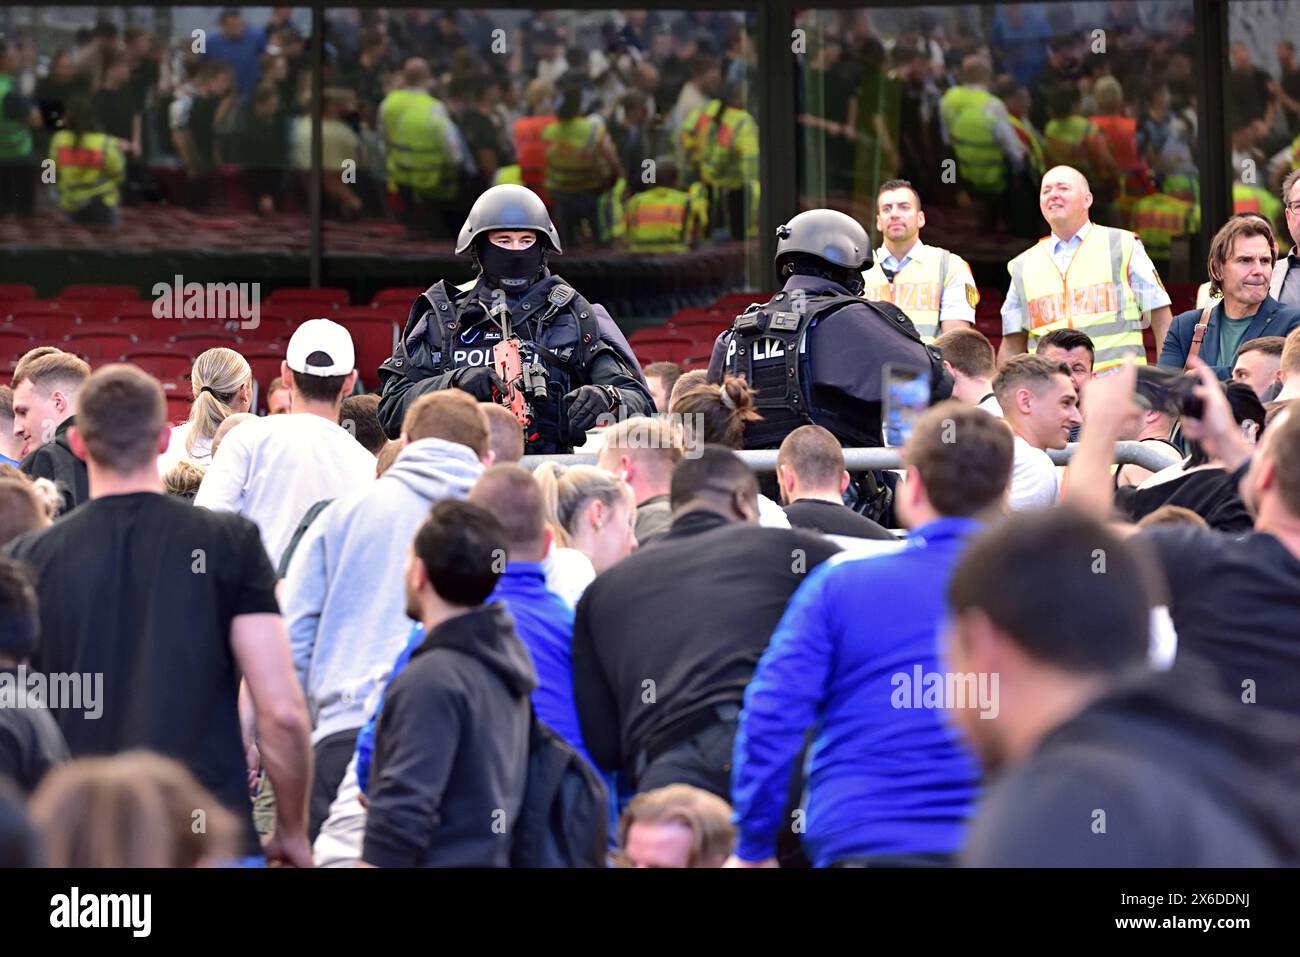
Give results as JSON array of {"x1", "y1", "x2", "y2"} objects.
[{"x1": 476, "y1": 234, "x2": 547, "y2": 291}]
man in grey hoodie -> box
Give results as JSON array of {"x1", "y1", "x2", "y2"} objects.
[{"x1": 282, "y1": 389, "x2": 493, "y2": 840}]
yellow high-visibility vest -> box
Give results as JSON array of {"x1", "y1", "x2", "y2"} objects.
[
  {"x1": 624, "y1": 186, "x2": 696, "y2": 253},
  {"x1": 940, "y1": 86, "x2": 1005, "y2": 195},
  {"x1": 541, "y1": 117, "x2": 609, "y2": 194},
  {"x1": 49, "y1": 131, "x2": 124, "y2": 212},
  {"x1": 1009, "y1": 225, "x2": 1148, "y2": 370},
  {"x1": 378, "y1": 89, "x2": 453, "y2": 197},
  {"x1": 860, "y1": 243, "x2": 977, "y2": 343},
  {"x1": 1132, "y1": 192, "x2": 1194, "y2": 260}
]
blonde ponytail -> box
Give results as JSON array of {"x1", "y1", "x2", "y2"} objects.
[{"x1": 186, "y1": 348, "x2": 253, "y2": 456}]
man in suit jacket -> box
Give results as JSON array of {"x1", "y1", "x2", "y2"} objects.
[
  {"x1": 1160, "y1": 216, "x2": 1300, "y2": 379},
  {"x1": 1270, "y1": 169, "x2": 1300, "y2": 308}
]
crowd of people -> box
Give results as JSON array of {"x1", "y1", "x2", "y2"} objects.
[
  {"x1": 0, "y1": 7, "x2": 762, "y2": 248},
  {"x1": 5, "y1": 5, "x2": 1300, "y2": 266},
  {"x1": 1, "y1": 190, "x2": 1300, "y2": 865}
]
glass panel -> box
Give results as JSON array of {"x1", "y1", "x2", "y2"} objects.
[
  {"x1": 1226, "y1": 3, "x2": 1299, "y2": 265},
  {"x1": 795, "y1": 3, "x2": 1202, "y2": 303},
  {"x1": 0, "y1": 6, "x2": 311, "y2": 294},
  {"x1": 320, "y1": 8, "x2": 760, "y2": 332}
]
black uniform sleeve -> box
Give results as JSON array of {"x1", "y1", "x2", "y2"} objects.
[
  {"x1": 587, "y1": 305, "x2": 654, "y2": 416},
  {"x1": 571, "y1": 587, "x2": 622, "y2": 773},
  {"x1": 376, "y1": 364, "x2": 458, "y2": 440},
  {"x1": 586, "y1": 350, "x2": 654, "y2": 419}
]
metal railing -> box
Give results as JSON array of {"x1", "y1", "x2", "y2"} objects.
[{"x1": 522, "y1": 441, "x2": 1183, "y2": 474}]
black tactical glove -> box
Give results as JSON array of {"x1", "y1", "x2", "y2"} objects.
[
  {"x1": 451, "y1": 366, "x2": 507, "y2": 402},
  {"x1": 565, "y1": 384, "x2": 617, "y2": 436}
]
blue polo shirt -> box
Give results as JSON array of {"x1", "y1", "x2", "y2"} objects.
[{"x1": 731, "y1": 517, "x2": 985, "y2": 866}]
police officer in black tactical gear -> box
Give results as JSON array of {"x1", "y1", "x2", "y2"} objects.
[
  {"x1": 378, "y1": 184, "x2": 653, "y2": 453},
  {"x1": 707, "y1": 208, "x2": 950, "y2": 451}
]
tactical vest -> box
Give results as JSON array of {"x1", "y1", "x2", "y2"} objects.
[
  {"x1": 399, "y1": 278, "x2": 615, "y2": 454},
  {"x1": 721, "y1": 290, "x2": 949, "y2": 449}
]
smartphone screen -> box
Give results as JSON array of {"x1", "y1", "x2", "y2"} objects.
[{"x1": 883, "y1": 363, "x2": 931, "y2": 448}]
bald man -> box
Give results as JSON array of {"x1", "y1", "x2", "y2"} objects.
[{"x1": 999, "y1": 166, "x2": 1173, "y2": 371}]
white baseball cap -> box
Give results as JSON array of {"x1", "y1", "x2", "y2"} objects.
[{"x1": 286, "y1": 318, "x2": 355, "y2": 377}]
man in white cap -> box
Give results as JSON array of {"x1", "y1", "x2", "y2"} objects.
[{"x1": 196, "y1": 319, "x2": 377, "y2": 569}]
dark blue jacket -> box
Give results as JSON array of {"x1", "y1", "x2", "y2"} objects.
[
  {"x1": 731, "y1": 517, "x2": 984, "y2": 867},
  {"x1": 355, "y1": 563, "x2": 589, "y2": 794},
  {"x1": 1157, "y1": 295, "x2": 1300, "y2": 379}
]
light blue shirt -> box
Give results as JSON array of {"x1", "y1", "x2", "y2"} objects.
[{"x1": 1001, "y1": 222, "x2": 1171, "y2": 335}]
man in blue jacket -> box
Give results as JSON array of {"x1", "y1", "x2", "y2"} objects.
[
  {"x1": 728, "y1": 403, "x2": 1014, "y2": 868},
  {"x1": 1159, "y1": 216, "x2": 1300, "y2": 378}
]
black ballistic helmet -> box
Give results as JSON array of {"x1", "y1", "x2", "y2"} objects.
[
  {"x1": 456, "y1": 184, "x2": 563, "y2": 256},
  {"x1": 773, "y1": 208, "x2": 873, "y2": 277}
]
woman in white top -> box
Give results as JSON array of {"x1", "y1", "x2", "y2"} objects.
[
  {"x1": 158, "y1": 347, "x2": 254, "y2": 472},
  {"x1": 534, "y1": 463, "x2": 638, "y2": 607}
]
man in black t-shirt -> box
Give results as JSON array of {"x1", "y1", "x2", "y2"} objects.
[
  {"x1": 777, "y1": 425, "x2": 895, "y2": 541},
  {"x1": 1067, "y1": 359, "x2": 1300, "y2": 720},
  {"x1": 6, "y1": 365, "x2": 313, "y2": 864}
]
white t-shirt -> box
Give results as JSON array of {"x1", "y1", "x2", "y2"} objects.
[
  {"x1": 1008, "y1": 435, "x2": 1060, "y2": 511},
  {"x1": 758, "y1": 493, "x2": 791, "y2": 529},
  {"x1": 543, "y1": 546, "x2": 597, "y2": 609},
  {"x1": 194, "y1": 412, "x2": 377, "y2": 568},
  {"x1": 977, "y1": 394, "x2": 1004, "y2": 418},
  {"x1": 158, "y1": 422, "x2": 213, "y2": 474}
]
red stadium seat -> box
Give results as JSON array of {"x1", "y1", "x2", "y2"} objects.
[
  {"x1": 5, "y1": 304, "x2": 84, "y2": 338},
  {"x1": 60, "y1": 298, "x2": 135, "y2": 325},
  {"x1": 110, "y1": 301, "x2": 167, "y2": 322},
  {"x1": 123, "y1": 350, "x2": 194, "y2": 380},
  {"x1": 241, "y1": 345, "x2": 288, "y2": 396},
  {"x1": 170, "y1": 331, "x2": 242, "y2": 353},
  {"x1": 165, "y1": 395, "x2": 192, "y2": 424},
  {"x1": 58, "y1": 284, "x2": 139, "y2": 301},
  {"x1": 0, "y1": 284, "x2": 36, "y2": 302},
  {"x1": 371, "y1": 287, "x2": 424, "y2": 308},
  {"x1": 330, "y1": 313, "x2": 397, "y2": 381},
  {"x1": 268, "y1": 287, "x2": 350, "y2": 308},
  {"x1": 64, "y1": 332, "x2": 138, "y2": 361},
  {"x1": 0, "y1": 328, "x2": 35, "y2": 359},
  {"x1": 72, "y1": 320, "x2": 157, "y2": 341},
  {"x1": 711, "y1": 292, "x2": 774, "y2": 315}
]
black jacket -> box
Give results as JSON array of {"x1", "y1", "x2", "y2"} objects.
[
  {"x1": 362, "y1": 603, "x2": 538, "y2": 868},
  {"x1": 572, "y1": 510, "x2": 840, "y2": 775},
  {"x1": 0, "y1": 668, "x2": 70, "y2": 794},
  {"x1": 963, "y1": 664, "x2": 1300, "y2": 866},
  {"x1": 377, "y1": 271, "x2": 653, "y2": 454},
  {"x1": 706, "y1": 275, "x2": 942, "y2": 448},
  {"x1": 20, "y1": 417, "x2": 88, "y2": 516}
]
